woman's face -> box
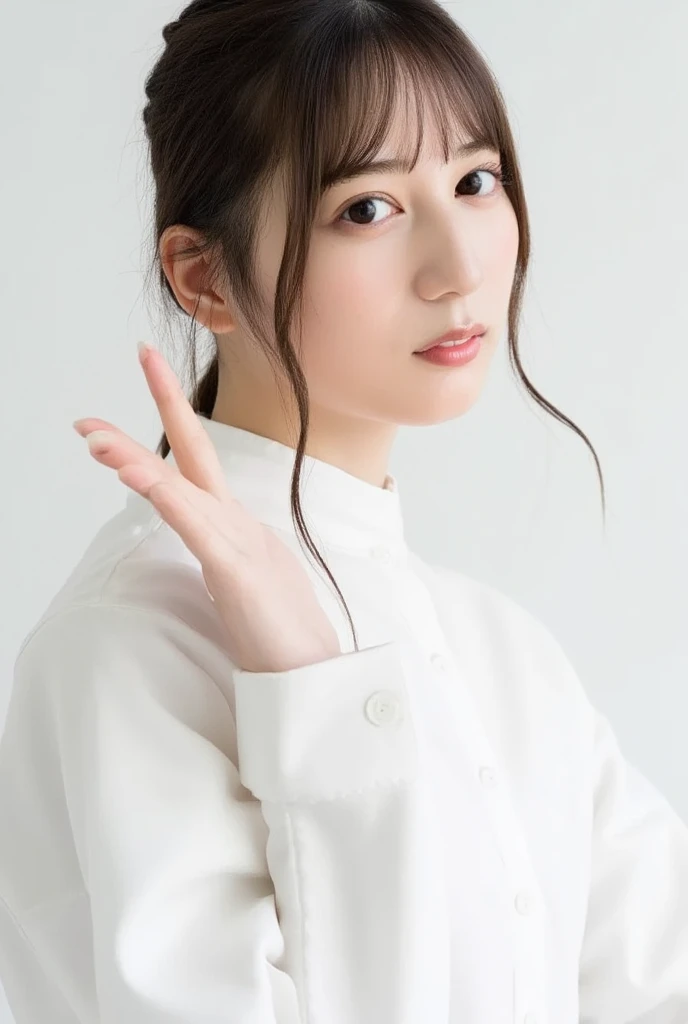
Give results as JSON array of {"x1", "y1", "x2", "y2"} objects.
[{"x1": 251, "y1": 111, "x2": 520, "y2": 429}]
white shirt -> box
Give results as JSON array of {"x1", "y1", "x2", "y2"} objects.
[{"x1": 1, "y1": 415, "x2": 687, "y2": 1024}]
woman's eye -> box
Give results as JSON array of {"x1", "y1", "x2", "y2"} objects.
[
  {"x1": 339, "y1": 196, "x2": 395, "y2": 227},
  {"x1": 459, "y1": 167, "x2": 503, "y2": 198},
  {"x1": 338, "y1": 167, "x2": 503, "y2": 228}
]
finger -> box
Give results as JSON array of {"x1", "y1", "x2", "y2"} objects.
[
  {"x1": 80, "y1": 427, "x2": 241, "y2": 569},
  {"x1": 79, "y1": 426, "x2": 182, "y2": 484},
  {"x1": 78, "y1": 421, "x2": 244, "y2": 572},
  {"x1": 84, "y1": 429, "x2": 237, "y2": 561},
  {"x1": 138, "y1": 344, "x2": 230, "y2": 499},
  {"x1": 118, "y1": 465, "x2": 238, "y2": 574},
  {"x1": 73, "y1": 417, "x2": 117, "y2": 438}
]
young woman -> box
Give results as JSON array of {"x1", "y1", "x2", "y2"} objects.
[{"x1": 1, "y1": 1, "x2": 687, "y2": 1022}]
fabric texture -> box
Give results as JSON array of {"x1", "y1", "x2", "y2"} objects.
[{"x1": 1, "y1": 414, "x2": 687, "y2": 1024}]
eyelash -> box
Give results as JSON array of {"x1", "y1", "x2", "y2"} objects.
[{"x1": 336, "y1": 163, "x2": 508, "y2": 228}]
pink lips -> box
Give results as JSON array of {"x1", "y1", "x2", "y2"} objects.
[
  {"x1": 413, "y1": 333, "x2": 483, "y2": 367},
  {"x1": 415, "y1": 323, "x2": 487, "y2": 353}
]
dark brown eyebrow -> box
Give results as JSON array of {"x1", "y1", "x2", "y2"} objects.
[{"x1": 322, "y1": 140, "x2": 498, "y2": 191}]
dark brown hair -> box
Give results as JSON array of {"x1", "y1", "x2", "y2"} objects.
[{"x1": 141, "y1": 0, "x2": 605, "y2": 652}]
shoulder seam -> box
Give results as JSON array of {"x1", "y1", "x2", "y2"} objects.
[
  {"x1": 14, "y1": 510, "x2": 164, "y2": 664},
  {"x1": 14, "y1": 601, "x2": 230, "y2": 678}
]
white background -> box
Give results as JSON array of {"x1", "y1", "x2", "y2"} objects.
[{"x1": 1, "y1": 1, "x2": 686, "y2": 1019}]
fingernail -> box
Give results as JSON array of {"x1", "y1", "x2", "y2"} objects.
[
  {"x1": 85, "y1": 430, "x2": 115, "y2": 454},
  {"x1": 137, "y1": 340, "x2": 155, "y2": 362},
  {"x1": 73, "y1": 419, "x2": 89, "y2": 436}
]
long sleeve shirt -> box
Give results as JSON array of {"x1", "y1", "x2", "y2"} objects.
[{"x1": 1, "y1": 414, "x2": 687, "y2": 1024}]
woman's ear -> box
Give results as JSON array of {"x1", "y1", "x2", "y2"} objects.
[{"x1": 159, "y1": 225, "x2": 236, "y2": 334}]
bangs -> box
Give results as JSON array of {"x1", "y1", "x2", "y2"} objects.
[{"x1": 273, "y1": 4, "x2": 510, "y2": 198}]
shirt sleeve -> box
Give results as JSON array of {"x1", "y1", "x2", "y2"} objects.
[
  {"x1": 18, "y1": 602, "x2": 416, "y2": 1024},
  {"x1": 578, "y1": 708, "x2": 688, "y2": 1023}
]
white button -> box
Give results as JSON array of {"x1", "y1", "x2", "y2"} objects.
[
  {"x1": 365, "y1": 690, "x2": 402, "y2": 726},
  {"x1": 523, "y1": 1014, "x2": 538, "y2": 1024},
  {"x1": 479, "y1": 766, "x2": 498, "y2": 788},
  {"x1": 430, "y1": 652, "x2": 447, "y2": 672},
  {"x1": 370, "y1": 545, "x2": 393, "y2": 564},
  {"x1": 514, "y1": 890, "x2": 532, "y2": 916},
  {"x1": 132, "y1": 524, "x2": 143, "y2": 536}
]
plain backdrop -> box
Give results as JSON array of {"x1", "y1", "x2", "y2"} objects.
[{"x1": 1, "y1": 1, "x2": 686, "y2": 1019}]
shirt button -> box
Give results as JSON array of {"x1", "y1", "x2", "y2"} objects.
[
  {"x1": 430, "y1": 652, "x2": 447, "y2": 672},
  {"x1": 370, "y1": 544, "x2": 393, "y2": 565},
  {"x1": 479, "y1": 766, "x2": 498, "y2": 788},
  {"x1": 514, "y1": 890, "x2": 533, "y2": 916},
  {"x1": 365, "y1": 690, "x2": 402, "y2": 726}
]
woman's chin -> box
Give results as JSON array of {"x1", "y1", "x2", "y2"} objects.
[
  {"x1": 397, "y1": 389, "x2": 485, "y2": 426},
  {"x1": 396, "y1": 356, "x2": 492, "y2": 424}
]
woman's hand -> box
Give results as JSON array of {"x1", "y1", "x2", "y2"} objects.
[{"x1": 72, "y1": 342, "x2": 341, "y2": 674}]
